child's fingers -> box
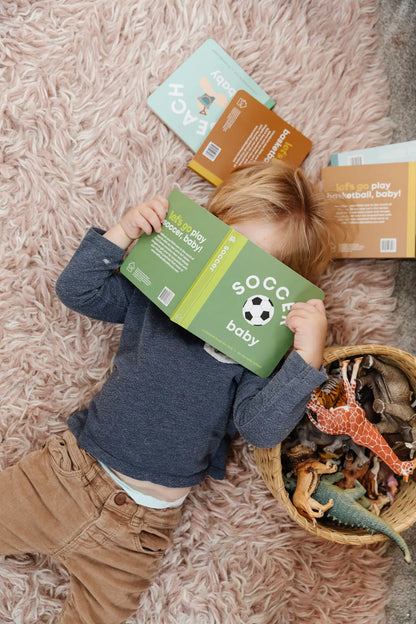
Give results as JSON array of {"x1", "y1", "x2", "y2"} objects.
[
  {"x1": 286, "y1": 300, "x2": 326, "y2": 330},
  {"x1": 286, "y1": 300, "x2": 326, "y2": 322},
  {"x1": 285, "y1": 305, "x2": 311, "y2": 324},
  {"x1": 134, "y1": 199, "x2": 167, "y2": 234},
  {"x1": 289, "y1": 299, "x2": 325, "y2": 313},
  {"x1": 287, "y1": 303, "x2": 308, "y2": 316},
  {"x1": 285, "y1": 309, "x2": 304, "y2": 331},
  {"x1": 306, "y1": 298, "x2": 326, "y2": 312},
  {"x1": 150, "y1": 196, "x2": 169, "y2": 221},
  {"x1": 146, "y1": 197, "x2": 169, "y2": 232},
  {"x1": 134, "y1": 209, "x2": 159, "y2": 235}
]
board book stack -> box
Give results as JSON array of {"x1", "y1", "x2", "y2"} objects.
[
  {"x1": 120, "y1": 190, "x2": 323, "y2": 377},
  {"x1": 147, "y1": 39, "x2": 312, "y2": 179},
  {"x1": 322, "y1": 159, "x2": 416, "y2": 258}
]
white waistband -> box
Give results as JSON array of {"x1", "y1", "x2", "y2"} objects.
[{"x1": 98, "y1": 461, "x2": 188, "y2": 509}]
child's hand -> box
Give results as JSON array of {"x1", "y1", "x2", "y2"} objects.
[
  {"x1": 285, "y1": 299, "x2": 327, "y2": 369},
  {"x1": 104, "y1": 196, "x2": 169, "y2": 249},
  {"x1": 120, "y1": 197, "x2": 169, "y2": 239}
]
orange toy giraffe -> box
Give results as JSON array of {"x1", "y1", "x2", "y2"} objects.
[{"x1": 307, "y1": 357, "x2": 416, "y2": 481}]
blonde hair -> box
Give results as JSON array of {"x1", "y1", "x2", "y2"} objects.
[{"x1": 206, "y1": 160, "x2": 342, "y2": 282}]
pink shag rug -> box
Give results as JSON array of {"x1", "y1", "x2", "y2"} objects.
[{"x1": 0, "y1": 1, "x2": 399, "y2": 622}]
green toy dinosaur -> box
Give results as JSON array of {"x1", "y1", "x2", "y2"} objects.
[{"x1": 285, "y1": 472, "x2": 411, "y2": 563}]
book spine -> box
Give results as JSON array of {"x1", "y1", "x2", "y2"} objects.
[
  {"x1": 407, "y1": 162, "x2": 416, "y2": 257},
  {"x1": 170, "y1": 229, "x2": 247, "y2": 327},
  {"x1": 188, "y1": 159, "x2": 223, "y2": 186}
]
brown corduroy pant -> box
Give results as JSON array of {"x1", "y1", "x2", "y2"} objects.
[{"x1": 0, "y1": 430, "x2": 183, "y2": 624}]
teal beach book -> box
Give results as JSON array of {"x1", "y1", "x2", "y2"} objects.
[
  {"x1": 120, "y1": 190, "x2": 323, "y2": 377},
  {"x1": 147, "y1": 39, "x2": 275, "y2": 152}
]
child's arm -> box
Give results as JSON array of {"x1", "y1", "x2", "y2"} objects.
[
  {"x1": 56, "y1": 198, "x2": 168, "y2": 323},
  {"x1": 232, "y1": 299, "x2": 328, "y2": 448}
]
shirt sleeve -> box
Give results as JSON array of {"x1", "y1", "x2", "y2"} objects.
[
  {"x1": 55, "y1": 228, "x2": 136, "y2": 323},
  {"x1": 232, "y1": 349, "x2": 327, "y2": 448}
]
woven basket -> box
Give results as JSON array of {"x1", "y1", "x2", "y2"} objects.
[{"x1": 254, "y1": 344, "x2": 416, "y2": 545}]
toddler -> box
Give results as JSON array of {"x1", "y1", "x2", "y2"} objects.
[{"x1": 0, "y1": 160, "x2": 339, "y2": 624}]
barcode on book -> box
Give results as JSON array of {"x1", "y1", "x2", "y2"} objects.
[
  {"x1": 348, "y1": 155, "x2": 364, "y2": 165},
  {"x1": 380, "y1": 238, "x2": 397, "y2": 253},
  {"x1": 158, "y1": 287, "x2": 175, "y2": 306},
  {"x1": 203, "y1": 141, "x2": 221, "y2": 161}
]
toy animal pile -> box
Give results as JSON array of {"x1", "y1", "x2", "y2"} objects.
[{"x1": 282, "y1": 355, "x2": 416, "y2": 563}]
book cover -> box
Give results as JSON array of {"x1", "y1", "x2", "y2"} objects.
[
  {"x1": 147, "y1": 39, "x2": 275, "y2": 152},
  {"x1": 120, "y1": 189, "x2": 323, "y2": 377},
  {"x1": 188, "y1": 90, "x2": 312, "y2": 186},
  {"x1": 322, "y1": 162, "x2": 416, "y2": 258},
  {"x1": 330, "y1": 140, "x2": 416, "y2": 166}
]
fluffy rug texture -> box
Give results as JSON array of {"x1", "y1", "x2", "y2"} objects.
[{"x1": 0, "y1": 1, "x2": 399, "y2": 622}]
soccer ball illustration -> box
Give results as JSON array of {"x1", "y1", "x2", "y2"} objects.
[{"x1": 242, "y1": 295, "x2": 274, "y2": 326}]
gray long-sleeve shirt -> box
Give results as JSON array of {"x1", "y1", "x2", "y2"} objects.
[{"x1": 55, "y1": 228, "x2": 326, "y2": 487}]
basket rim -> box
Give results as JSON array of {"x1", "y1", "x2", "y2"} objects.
[
  {"x1": 254, "y1": 343, "x2": 416, "y2": 545},
  {"x1": 323, "y1": 343, "x2": 416, "y2": 388}
]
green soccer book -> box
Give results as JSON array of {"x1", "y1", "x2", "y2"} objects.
[
  {"x1": 120, "y1": 190, "x2": 323, "y2": 377},
  {"x1": 147, "y1": 39, "x2": 275, "y2": 152}
]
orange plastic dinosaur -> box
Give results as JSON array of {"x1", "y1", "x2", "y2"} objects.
[{"x1": 307, "y1": 357, "x2": 416, "y2": 481}]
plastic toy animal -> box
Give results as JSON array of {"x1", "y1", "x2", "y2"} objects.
[
  {"x1": 368, "y1": 494, "x2": 391, "y2": 516},
  {"x1": 297, "y1": 416, "x2": 369, "y2": 465},
  {"x1": 313, "y1": 473, "x2": 411, "y2": 563},
  {"x1": 338, "y1": 452, "x2": 370, "y2": 489},
  {"x1": 307, "y1": 358, "x2": 416, "y2": 481},
  {"x1": 313, "y1": 374, "x2": 346, "y2": 408},
  {"x1": 291, "y1": 458, "x2": 338, "y2": 521},
  {"x1": 282, "y1": 443, "x2": 315, "y2": 472},
  {"x1": 284, "y1": 471, "x2": 411, "y2": 563},
  {"x1": 358, "y1": 354, "x2": 416, "y2": 440},
  {"x1": 361, "y1": 455, "x2": 381, "y2": 499}
]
